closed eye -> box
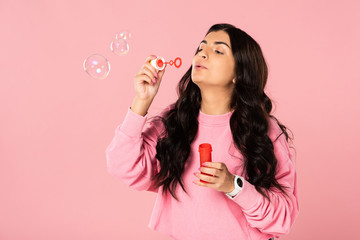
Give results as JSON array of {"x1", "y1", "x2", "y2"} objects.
[{"x1": 196, "y1": 49, "x2": 223, "y2": 55}]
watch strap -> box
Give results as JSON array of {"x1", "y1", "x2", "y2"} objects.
[{"x1": 225, "y1": 175, "x2": 244, "y2": 199}]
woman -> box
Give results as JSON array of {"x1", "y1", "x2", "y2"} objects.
[{"x1": 106, "y1": 23, "x2": 299, "y2": 240}]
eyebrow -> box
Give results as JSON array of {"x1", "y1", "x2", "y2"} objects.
[{"x1": 200, "y1": 40, "x2": 231, "y2": 49}]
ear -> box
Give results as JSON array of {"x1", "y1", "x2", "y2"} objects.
[{"x1": 232, "y1": 78, "x2": 236, "y2": 84}]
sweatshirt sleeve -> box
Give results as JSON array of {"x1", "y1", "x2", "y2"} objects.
[
  {"x1": 231, "y1": 118, "x2": 299, "y2": 237},
  {"x1": 105, "y1": 107, "x2": 165, "y2": 193}
]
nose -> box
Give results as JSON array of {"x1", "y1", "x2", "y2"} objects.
[{"x1": 198, "y1": 48, "x2": 208, "y2": 59}]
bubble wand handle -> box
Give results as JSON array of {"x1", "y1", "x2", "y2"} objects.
[
  {"x1": 150, "y1": 56, "x2": 182, "y2": 71},
  {"x1": 150, "y1": 56, "x2": 166, "y2": 71}
]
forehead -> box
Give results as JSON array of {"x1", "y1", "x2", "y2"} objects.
[{"x1": 203, "y1": 30, "x2": 231, "y2": 46}]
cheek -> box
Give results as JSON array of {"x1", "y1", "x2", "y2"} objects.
[{"x1": 215, "y1": 63, "x2": 235, "y2": 82}]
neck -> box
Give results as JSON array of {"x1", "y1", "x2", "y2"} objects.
[{"x1": 200, "y1": 87, "x2": 234, "y2": 115}]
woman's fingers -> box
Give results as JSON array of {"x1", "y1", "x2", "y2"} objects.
[
  {"x1": 142, "y1": 64, "x2": 158, "y2": 83},
  {"x1": 199, "y1": 166, "x2": 219, "y2": 176},
  {"x1": 137, "y1": 66, "x2": 156, "y2": 85}
]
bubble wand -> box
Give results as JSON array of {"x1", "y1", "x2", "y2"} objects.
[{"x1": 150, "y1": 56, "x2": 182, "y2": 71}]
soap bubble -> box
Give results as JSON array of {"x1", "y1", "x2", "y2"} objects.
[
  {"x1": 116, "y1": 30, "x2": 131, "y2": 40},
  {"x1": 110, "y1": 38, "x2": 129, "y2": 56},
  {"x1": 83, "y1": 54, "x2": 110, "y2": 79}
]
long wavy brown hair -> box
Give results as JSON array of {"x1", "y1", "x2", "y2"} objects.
[{"x1": 150, "y1": 23, "x2": 293, "y2": 201}]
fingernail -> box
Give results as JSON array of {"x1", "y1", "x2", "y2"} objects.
[
  {"x1": 153, "y1": 77, "x2": 157, "y2": 83},
  {"x1": 155, "y1": 72, "x2": 158, "y2": 78}
]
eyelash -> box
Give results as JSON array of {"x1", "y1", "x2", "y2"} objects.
[{"x1": 197, "y1": 49, "x2": 223, "y2": 55}]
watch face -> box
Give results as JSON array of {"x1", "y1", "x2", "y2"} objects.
[{"x1": 237, "y1": 177, "x2": 243, "y2": 188}]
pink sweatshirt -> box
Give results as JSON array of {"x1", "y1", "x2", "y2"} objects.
[{"x1": 105, "y1": 107, "x2": 299, "y2": 240}]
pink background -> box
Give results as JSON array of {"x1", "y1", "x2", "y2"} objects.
[{"x1": 1, "y1": 0, "x2": 359, "y2": 239}]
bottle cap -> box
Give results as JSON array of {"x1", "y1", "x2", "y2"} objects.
[
  {"x1": 150, "y1": 56, "x2": 166, "y2": 71},
  {"x1": 199, "y1": 143, "x2": 212, "y2": 152}
]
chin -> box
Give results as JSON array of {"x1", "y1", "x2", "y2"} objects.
[
  {"x1": 191, "y1": 72, "x2": 206, "y2": 84},
  {"x1": 191, "y1": 76, "x2": 203, "y2": 86}
]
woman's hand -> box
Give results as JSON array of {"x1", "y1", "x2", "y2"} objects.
[
  {"x1": 193, "y1": 162, "x2": 235, "y2": 193},
  {"x1": 133, "y1": 55, "x2": 166, "y2": 102}
]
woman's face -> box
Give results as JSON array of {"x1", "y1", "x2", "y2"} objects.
[{"x1": 191, "y1": 30, "x2": 236, "y2": 88}]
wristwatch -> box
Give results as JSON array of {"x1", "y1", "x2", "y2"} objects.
[{"x1": 225, "y1": 175, "x2": 244, "y2": 199}]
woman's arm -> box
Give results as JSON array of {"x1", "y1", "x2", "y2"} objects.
[
  {"x1": 105, "y1": 107, "x2": 164, "y2": 192},
  {"x1": 231, "y1": 118, "x2": 299, "y2": 237},
  {"x1": 106, "y1": 54, "x2": 167, "y2": 192}
]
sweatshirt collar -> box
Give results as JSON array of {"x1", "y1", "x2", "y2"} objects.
[{"x1": 198, "y1": 109, "x2": 234, "y2": 126}]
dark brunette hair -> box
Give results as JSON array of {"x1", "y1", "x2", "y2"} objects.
[{"x1": 150, "y1": 23, "x2": 293, "y2": 201}]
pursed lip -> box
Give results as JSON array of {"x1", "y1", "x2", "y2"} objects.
[{"x1": 194, "y1": 62, "x2": 207, "y2": 69}]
